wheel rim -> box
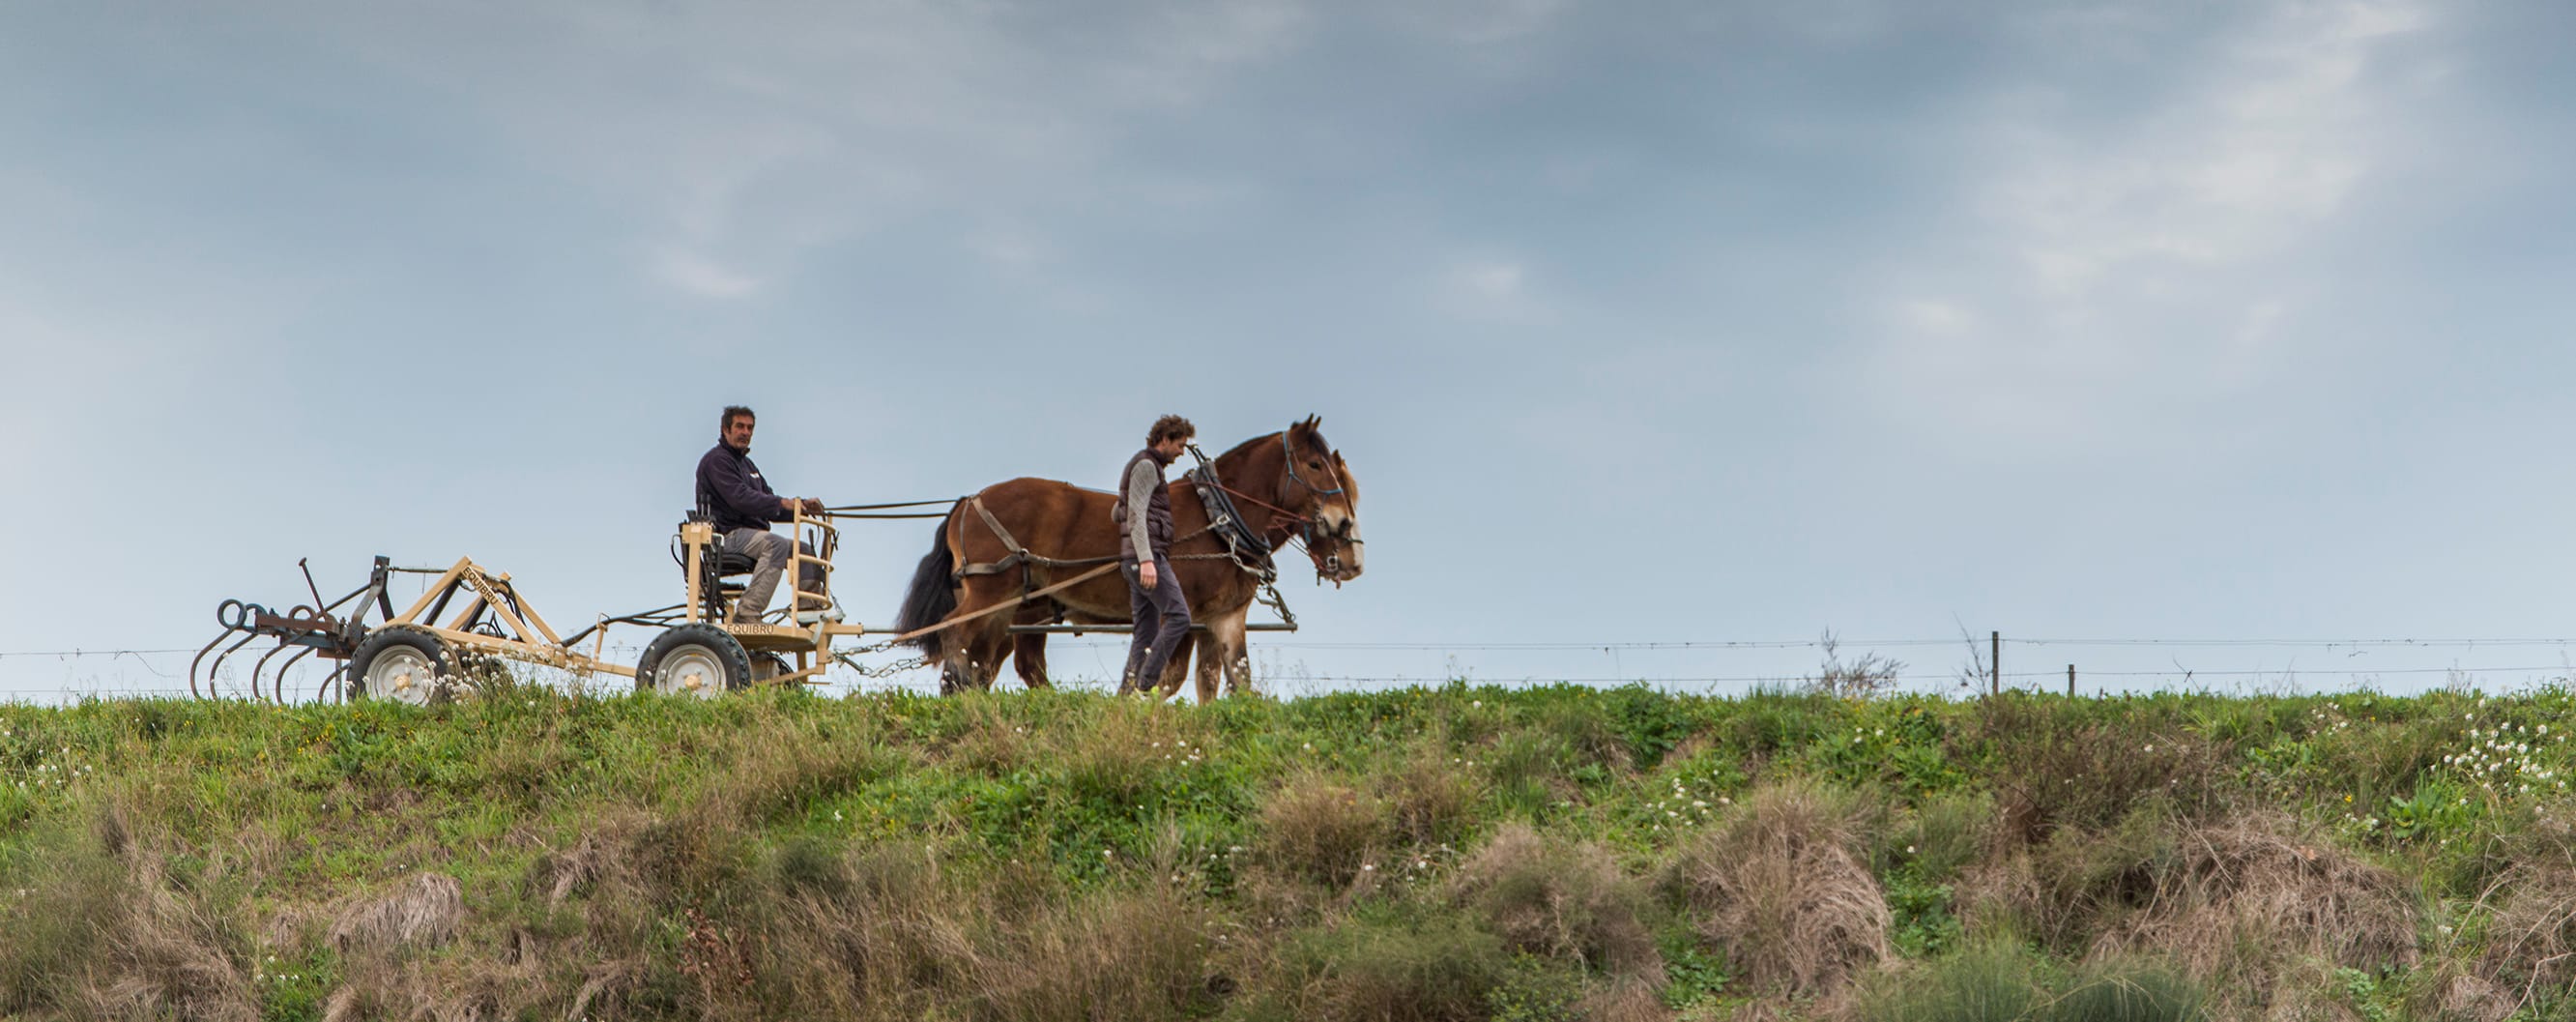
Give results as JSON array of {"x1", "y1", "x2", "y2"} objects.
[
  {"x1": 364, "y1": 647, "x2": 438, "y2": 706},
  {"x1": 655, "y1": 644, "x2": 730, "y2": 698}
]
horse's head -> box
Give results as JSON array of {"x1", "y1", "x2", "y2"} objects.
[{"x1": 1279, "y1": 416, "x2": 1364, "y2": 584}]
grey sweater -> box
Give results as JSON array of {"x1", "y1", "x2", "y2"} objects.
[{"x1": 1125, "y1": 458, "x2": 1161, "y2": 563}]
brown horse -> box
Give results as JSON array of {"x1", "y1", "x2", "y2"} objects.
[{"x1": 893, "y1": 417, "x2": 1364, "y2": 699}]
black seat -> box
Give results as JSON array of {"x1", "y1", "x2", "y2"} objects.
[
  {"x1": 682, "y1": 511, "x2": 761, "y2": 577},
  {"x1": 682, "y1": 512, "x2": 765, "y2": 622}
]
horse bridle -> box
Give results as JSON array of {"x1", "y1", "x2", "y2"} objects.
[
  {"x1": 1282, "y1": 424, "x2": 1345, "y2": 497},
  {"x1": 1278, "y1": 424, "x2": 1361, "y2": 552}
]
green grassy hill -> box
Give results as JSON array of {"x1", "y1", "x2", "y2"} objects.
[{"x1": 2, "y1": 683, "x2": 2571, "y2": 1021}]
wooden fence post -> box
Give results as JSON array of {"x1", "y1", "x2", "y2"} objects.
[
  {"x1": 2068, "y1": 663, "x2": 2075, "y2": 697},
  {"x1": 1990, "y1": 630, "x2": 2001, "y2": 696}
]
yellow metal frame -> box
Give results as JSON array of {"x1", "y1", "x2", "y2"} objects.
[
  {"x1": 677, "y1": 507, "x2": 866, "y2": 686},
  {"x1": 383, "y1": 557, "x2": 637, "y2": 680},
  {"x1": 376, "y1": 507, "x2": 869, "y2": 692}
]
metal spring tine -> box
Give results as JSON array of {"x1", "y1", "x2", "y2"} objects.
[
  {"x1": 244, "y1": 605, "x2": 325, "y2": 704},
  {"x1": 190, "y1": 599, "x2": 253, "y2": 699},
  {"x1": 317, "y1": 662, "x2": 347, "y2": 705},
  {"x1": 201, "y1": 633, "x2": 262, "y2": 701},
  {"x1": 271, "y1": 646, "x2": 316, "y2": 704},
  {"x1": 188, "y1": 631, "x2": 234, "y2": 700},
  {"x1": 249, "y1": 642, "x2": 295, "y2": 705}
]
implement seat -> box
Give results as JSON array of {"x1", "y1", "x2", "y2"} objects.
[{"x1": 681, "y1": 511, "x2": 767, "y2": 622}]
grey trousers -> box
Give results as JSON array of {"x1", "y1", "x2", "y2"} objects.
[
  {"x1": 1123, "y1": 558, "x2": 1190, "y2": 690},
  {"x1": 723, "y1": 528, "x2": 825, "y2": 622}
]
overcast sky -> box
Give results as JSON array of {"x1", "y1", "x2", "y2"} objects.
[{"x1": 6, "y1": 0, "x2": 2574, "y2": 700}]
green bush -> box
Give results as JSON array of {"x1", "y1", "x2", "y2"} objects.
[
  {"x1": 1256, "y1": 909, "x2": 1513, "y2": 1022},
  {"x1": 1857, "y1": 941, "x2": 2040, "y2": 1022},
  {"x1": 1859, "y1": 944, "x2": 2208, "y2": 1022}
]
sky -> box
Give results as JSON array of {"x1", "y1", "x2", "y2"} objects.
[{"x1": 5, "y1": 0, "x2": 2575, "y2": 701}]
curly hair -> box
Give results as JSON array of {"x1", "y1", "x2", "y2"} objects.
[{"x1": 1147, "y1": 414, "x2": 1197, "y2": 446}]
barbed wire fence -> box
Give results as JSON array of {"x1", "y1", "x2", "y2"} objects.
[{"x1": 6, "y1": 632, "x2": 2576, "y2": 704}]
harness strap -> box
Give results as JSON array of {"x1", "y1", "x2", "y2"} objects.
[
  {"x1": 969, "y1": 497, "x2": 1024, "y2": 557},
  {"x1": 885, "y1": 563, "x2": 1122, "y2": 645},
  {"x1": 950, "y1": 493, "x2": 1216, "y2": 582}
]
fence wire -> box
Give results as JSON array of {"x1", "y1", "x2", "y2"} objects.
[{"x1": 8, "y1": 632, "x2": 2576, "y2": 704}]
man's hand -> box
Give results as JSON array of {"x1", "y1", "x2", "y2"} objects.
[
  {"x1": 1139, "y1": 561, "x2": 1158, "y2": 589},
  {"x1": 800, "y1": 497, "x2": 825, "y2": 515}
]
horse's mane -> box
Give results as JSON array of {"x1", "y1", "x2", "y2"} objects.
[
  {"x1": 1215, "y1": 432, "x2": 1274, "y2": 463},
  {"x1": 1218, "y1": 423, "x2": 1331, "y2": 465}
]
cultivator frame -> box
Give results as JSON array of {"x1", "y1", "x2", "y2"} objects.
[{"x1": 191, "y1": 509, "x2": 868, "y2": 703}]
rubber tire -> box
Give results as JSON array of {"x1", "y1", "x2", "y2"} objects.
[
  {"x1": 347, "y1": 627, "x2": 453, "y2": 705},
  {"x1": 636, "y1": 624, "x2": 752, "y2": 697}
]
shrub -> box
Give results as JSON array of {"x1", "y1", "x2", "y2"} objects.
[
  {"x1": 970, "y1": 879, "x2": 1221, "y2": 1022},
  {"x1": 2460, "y1": 813, "x2": 2576, "y2": 1011},
  {"x1": 327, "y1": 872, "x2": 463, "y2": 955},
  {"x1": 2045, "y1": 960, "x2": 2207, "y2": 1022},
  {"x1": 1486, "y1": 953, "x2": 1585, "y2": 1022},
  {"x1": 1967, "y1": 808, "x2": 2417, "y2": 1019},
  {"x1": 1665, "y1": 780, "x2": 1890, "y2": 999},
  {"x1": 1386, "y1": 748, "x2": 1485, "y2": 848},
  {"x1": 1258, "y1": 910, "x2": 1514, "y2": 1022},
  {"x1": 1255, "y1": 778, "x2": 1389, "y2": 890},
  {"x1": 1602, "y1": 684, "x2": 1699, "y2": 770},
  {"x1": 1805, "y1": 635, "x2": 1904, "y2": 702},
  {"x1": 1723, "y1": 687, "x2": 1844, "y2": 760},
  {"x1": 1968, "y1": 695, "x2": 2234, "y2": 842},
  {"x1": 1891, "y1": 791, "x2": 1996, "y2": 883},
  {"x1": 0, "y1": 807, "x2": 259, "y2": 1022},
  {"x1": 1489, "y1": 729, "x2": 1582, "y2": 819},
  {"x1": 1451, "y1": 824, "x2": 1661, "y2": 980},
  {"x1": 751, "y1": 840, "x2": 977, "y2": 1018},
  {"x1": 1855, "y1": 944, "x2": 2208, "y2": 1022},
  {"x1": 1854, "y1": 941, "x2": 2039, "y2": 1022}
]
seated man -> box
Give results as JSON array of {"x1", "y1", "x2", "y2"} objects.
[{"x1": 694, "y1": 405, "x2": 834, "y2": 624}]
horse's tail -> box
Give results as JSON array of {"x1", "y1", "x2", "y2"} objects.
[{"x1": 894, "y1": 505, "x2": 962, "y2": 658}]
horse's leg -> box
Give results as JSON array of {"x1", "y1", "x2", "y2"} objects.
[
  {"x1": 1012, "y1": 605, "x2": 1052, "y2": 689},
  {"x1": 1222, "y1": 614, "x2": 1257, "y2": 697},
  {"x1": 1152, "y1": 631, "x2": 1196, "y2": 702},
  {"x1": 1199, "y1": 607, "x2": 1251, "y2": 701},
  {"x1": 944, "y1": 574, "x2": 1014, "y2": 694},
  {"x1": 1192, "y1": 629, "x2": 1222, "y2": 704},
  {"x1": 968, "y1": 615, "x2": 1014, "y2": 691}
]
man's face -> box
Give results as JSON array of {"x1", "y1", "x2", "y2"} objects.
[
  {"x1": 725, "y1": 416, "x2": 756, "y2": 450},
  {"x1": 1155, "y1": 435, "x2": 1190, "y2": 459}
]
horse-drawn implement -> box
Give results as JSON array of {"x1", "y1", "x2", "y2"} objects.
[
  {"x1": 189, "y1": 419, "x2": 1361, "y2": 702},
  {"x1": 191, "y1": 510, "x2": 865, "y2": 702}
]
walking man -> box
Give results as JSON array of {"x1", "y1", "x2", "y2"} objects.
[
  {"x1": 1116, "y1": 415, "x2": 1195, "y2": 694},
  {"x1": 695, "y1": 405, "x2": 835, "y2": 625}
]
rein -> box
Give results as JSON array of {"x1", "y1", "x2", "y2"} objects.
[
  {"x1": 1192, "y1": 426, "x2": 1346, "y2": 528},
  {"x1": 1204, "y1": 478, "x2": 1309, "y2": 531}
]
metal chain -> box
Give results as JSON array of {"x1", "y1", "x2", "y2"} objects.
[
  {"x1": 1258, "y1": 581, "x2": 1297, "y2": 630},
  {"x1": 831, "y1": 647, "x2": 926, "y2": 680}
]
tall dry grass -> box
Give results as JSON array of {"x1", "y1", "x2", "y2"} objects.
[
  {"x1": 1965, "y1": 807, "x2": 2418, "y2": 1020},
  {"x1": 0, "y1": 807, "x2": 259, "y2": 1022},
  {"x1": 1665, "y1": 780, "x2": 1892, "y2": 1002},
  {"x1": 1449, "y1": 823, "x2": 1660, "y2": 980}
]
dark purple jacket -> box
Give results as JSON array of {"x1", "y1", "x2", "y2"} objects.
[{"x1": 696, "y1": 442, "x2": 791, "y2": 534}]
